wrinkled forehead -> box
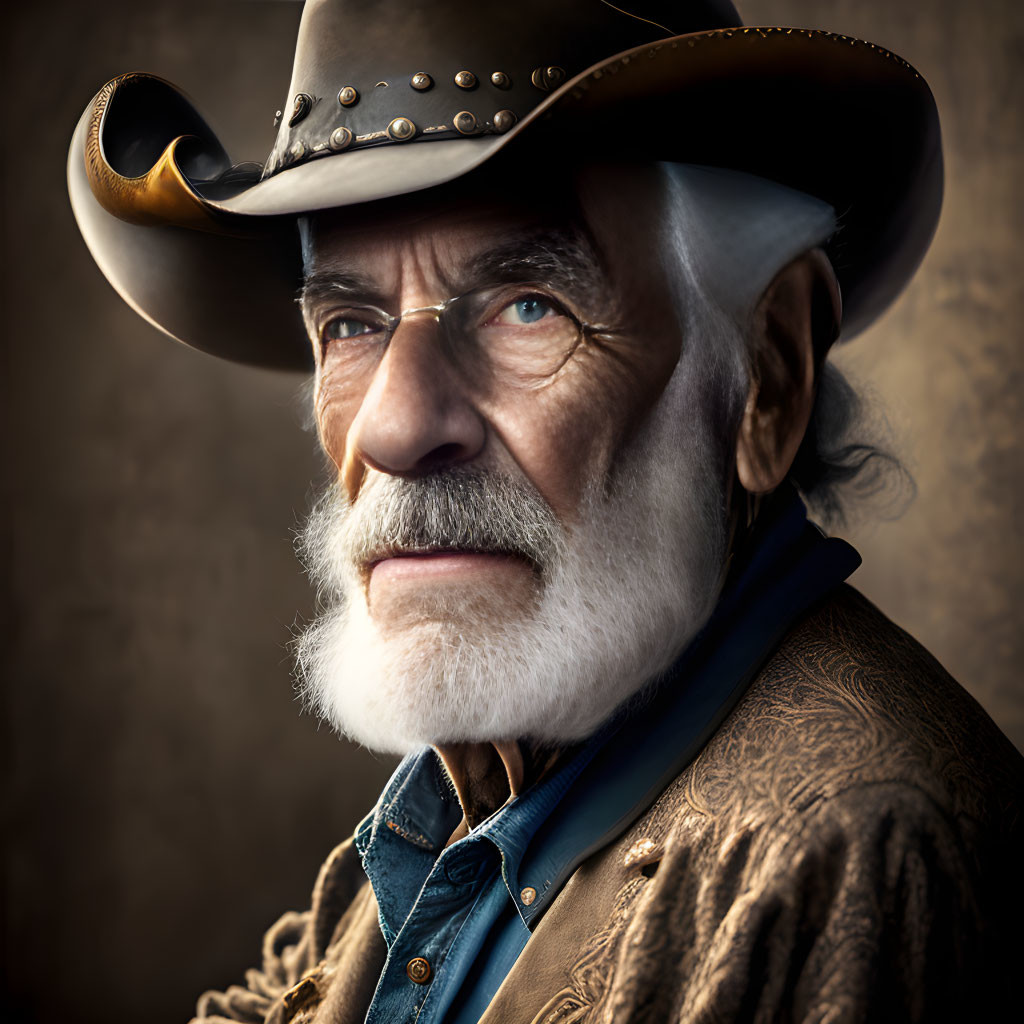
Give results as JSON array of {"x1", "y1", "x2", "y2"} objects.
[{"x1": 298, "y1": 162, "x2": 668, "y2": 290}]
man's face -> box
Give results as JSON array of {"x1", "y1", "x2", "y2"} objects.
[
  {"x1": 296, "y1": 165, "x2": 745, "y2": 752},
  {"x1": 306, "y1": 167, "x2": 681, "y2": 612}
]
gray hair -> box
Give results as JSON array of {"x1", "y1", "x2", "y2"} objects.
[{"x1": 658, "y1": 163, "x2": 912, "y2": 528}]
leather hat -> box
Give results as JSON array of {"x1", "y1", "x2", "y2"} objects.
[{"x1": 67, "y1": 0, "x2": 942, "y2": 370}]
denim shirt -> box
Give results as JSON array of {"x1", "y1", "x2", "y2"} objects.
[{"x1": 353, "y1": 491, "x2": 861, "y2": 1024}]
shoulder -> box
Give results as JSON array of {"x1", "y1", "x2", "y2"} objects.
[
  {"x1": 686, "y1": 584, "x2": 1024, "y2": 836},
  {"x1": 617, "y1": 585, "x2": 1024, "y2": 1017}
]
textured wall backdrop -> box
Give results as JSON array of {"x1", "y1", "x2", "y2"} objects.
[{"x1": 2, "y1": 2, "x2": 1021, "y2": 1022}]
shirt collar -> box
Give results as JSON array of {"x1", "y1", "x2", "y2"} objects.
[{"x1": 355, "y1": 733, "x2": 603, "y2": 937}]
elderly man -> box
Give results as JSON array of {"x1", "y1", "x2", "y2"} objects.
[{"x1": 69, "y1": 1, "x2": 1022, "y2": 1021}]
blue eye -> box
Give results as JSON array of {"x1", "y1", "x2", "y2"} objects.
[
  {"x1": 496, "y1": 296, "x2": 555, "y2": 326},
  {"x1": 324, "y1": 317, "x2": 381, "y2": 341}
]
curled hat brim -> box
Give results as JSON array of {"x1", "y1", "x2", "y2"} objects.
[{"x1": 69, "y1": 25, "x2": 942, "y2": 371}]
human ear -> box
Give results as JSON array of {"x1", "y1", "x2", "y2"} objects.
[{"x1": 735, "y1": 249, "x2": 841, "y2": 494}]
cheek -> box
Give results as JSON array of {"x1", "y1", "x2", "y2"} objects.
[
  {"x1": 482, "y1": 341, "x2": 679, "y2": 517},
  {"x1": 491, "y1": 396, "x2": 600, "y2": 513},
  {"x1": 314, "y1": 366, "x2": 363, "y2": 471}
]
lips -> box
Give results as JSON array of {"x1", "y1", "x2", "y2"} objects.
[
  {"x1": 366, "y1": 545, "x2": 537, "y2": 572},
  {"x1": 366, "y1": 547, "x2": 537, "y2": 586}
]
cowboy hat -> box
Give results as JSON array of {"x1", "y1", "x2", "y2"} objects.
[{"x1": 67, "y1": 0, "x2": 942, "y2": 370}]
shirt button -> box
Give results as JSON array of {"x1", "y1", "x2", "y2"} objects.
[
  {"x1": 520, "y1": 886, "x2": 537, "y2": 906},
  {"x1": 406, "y1": 957, "x2": 432, "y2": 984}
]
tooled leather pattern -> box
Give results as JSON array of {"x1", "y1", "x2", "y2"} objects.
[
  {"x1": 529, "y1": 585, "x2": 1024, "y2": 1023},
  {"x1": 530, "y1": 876, "x2": 650, "y2": 1024}
]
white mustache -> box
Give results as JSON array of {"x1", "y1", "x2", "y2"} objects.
[{"x1": 303, "y1": 468, "x2": 563, "y2": 585}]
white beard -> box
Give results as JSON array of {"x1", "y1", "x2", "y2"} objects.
[{"x1": 294, "y1": 342, "x2": 739, "y2": 755}]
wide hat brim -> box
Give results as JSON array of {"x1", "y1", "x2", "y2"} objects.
[{"x1": 68, "y1": 26, "x2": 942, "y2": 371}]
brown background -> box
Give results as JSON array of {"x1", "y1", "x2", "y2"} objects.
[{"x1": 1, "y1": 2, "x2": 1021, "y2": 1022}]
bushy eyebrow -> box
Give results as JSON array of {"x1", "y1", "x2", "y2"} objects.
[
  {"x1": 299, "y1": 270, "x2": 385, "y2": 313},
  {"x1": 457, "y1": 227, "x2": 606, "y2": 305},
  {"x1": 297, "y1": 269, "x2": 386, "y2": 346},
  {"x1": 298, "y1": 226, "x2": 607, "y2": 325}
]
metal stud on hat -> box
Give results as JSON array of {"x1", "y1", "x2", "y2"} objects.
[
  {"x1": 338, "y1": 85, "x2": 359, "y2": 107},
  {"x1": 493, "y1": 109, "x2": 517, "y2": 132},
  {"x1": 328, "y1": 126, "x2": 353, "y2": 151},
  {"x1": 454, "y1": 70, "x2": 477, "y2": 89},
  {"x1": 410, "y1": 72, "x2": 433, "y2": 91},
  {"x1": 453, "y1": 111, "x2": 477, "y2": 135},
  {"x1": 386, "y1": 116, "x2": 417, "y2": 141},
  {"x1": 490, "y1": 71, "x2": 511, "y2": 89}
]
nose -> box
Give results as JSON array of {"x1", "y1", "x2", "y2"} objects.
[{"x1": 341, "y1": 314, "x2": 486, "y2": 494}]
